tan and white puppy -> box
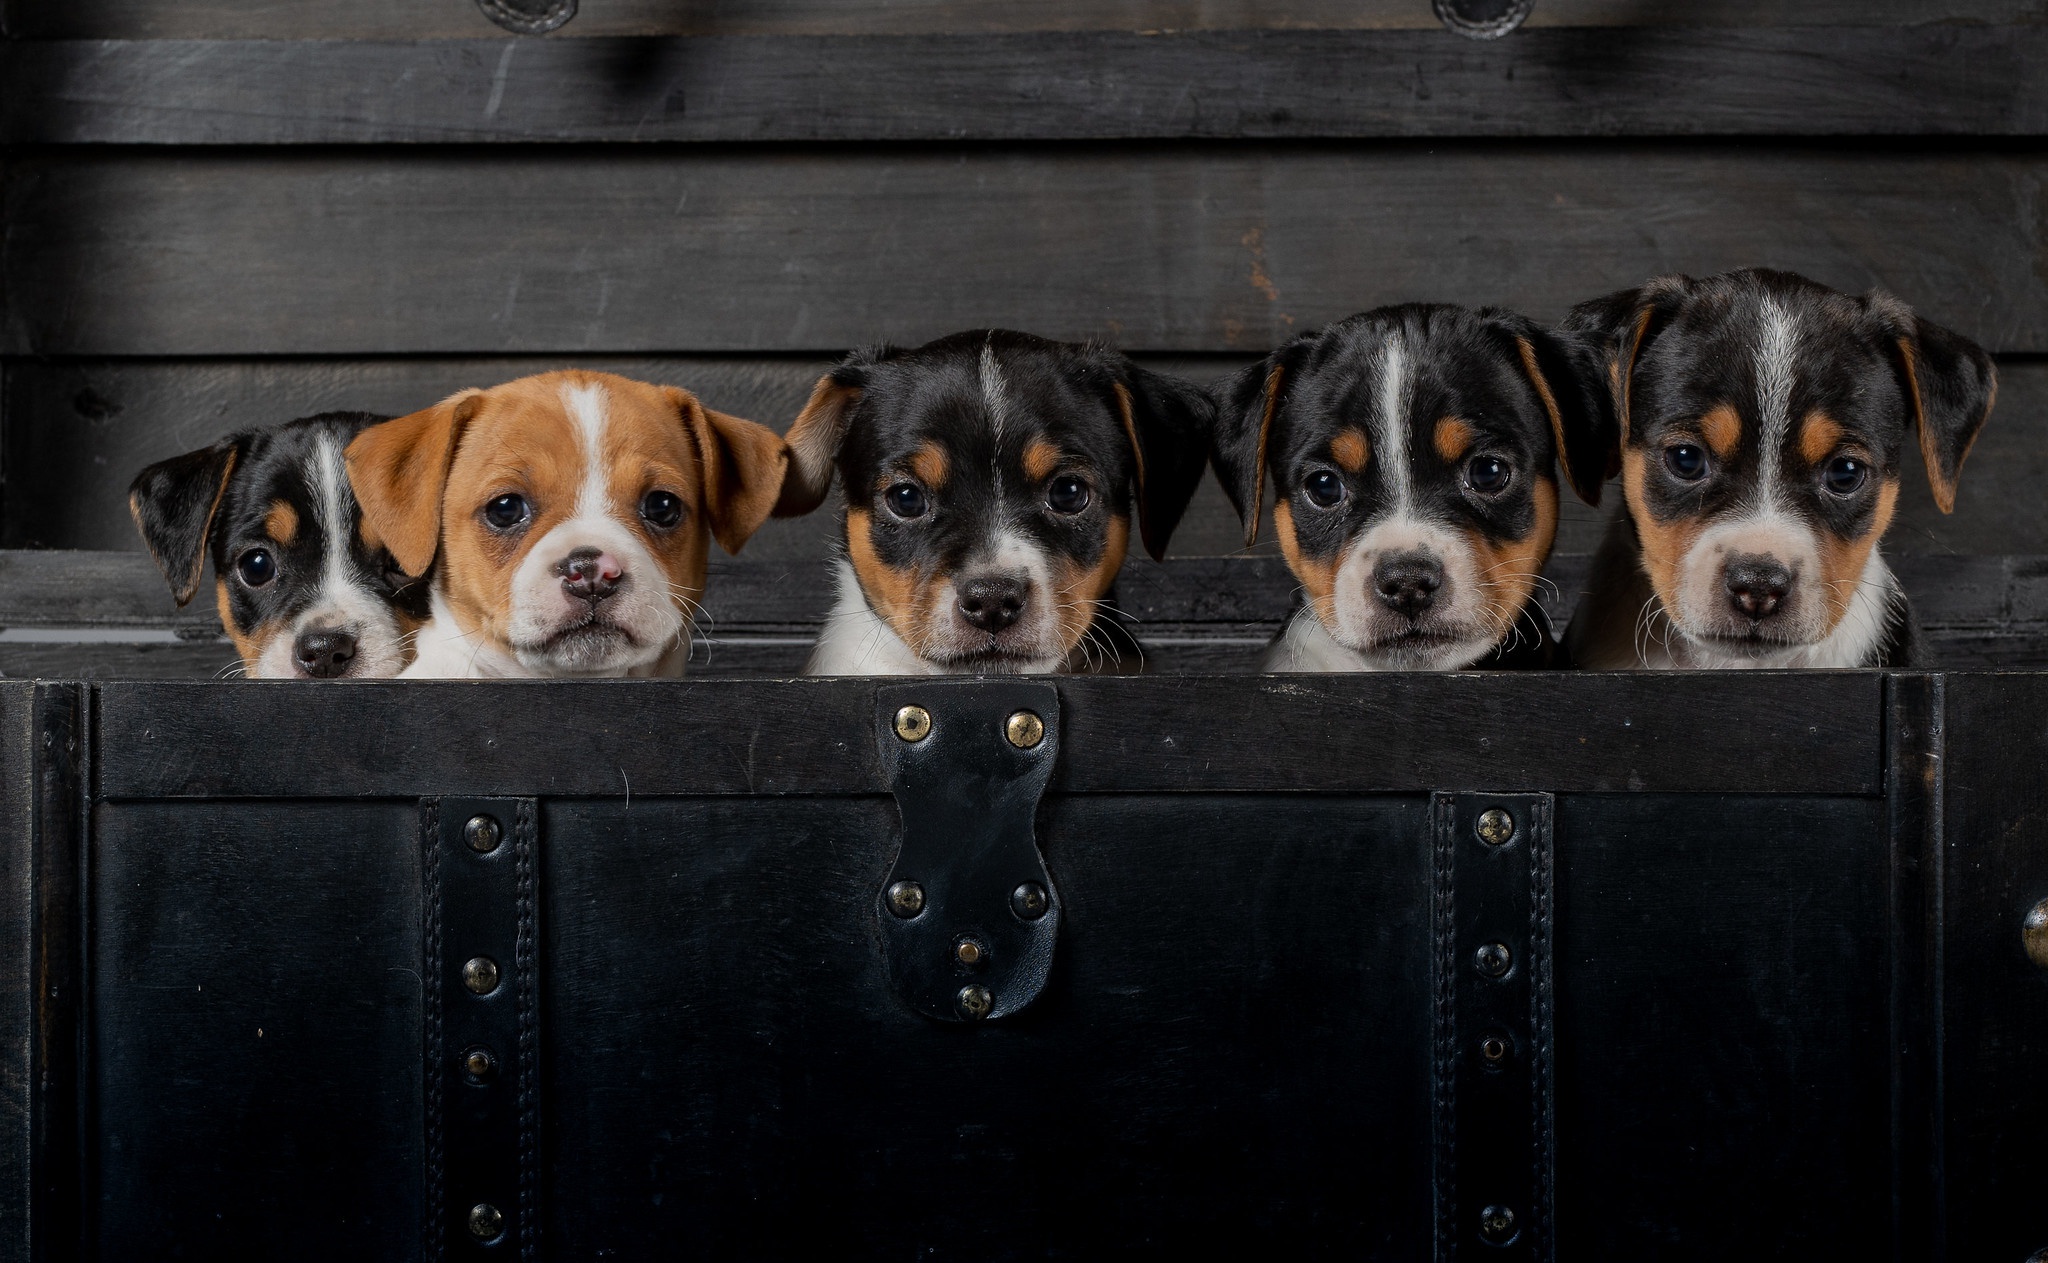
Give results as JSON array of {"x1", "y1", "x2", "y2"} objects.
[{"x1": 346, "y1": 370, "x2": 788, "y2": 678}]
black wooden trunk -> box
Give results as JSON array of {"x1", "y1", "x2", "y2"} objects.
[{"x1": 5, "y1": 674, "x2": 2046, "y2": 1260}]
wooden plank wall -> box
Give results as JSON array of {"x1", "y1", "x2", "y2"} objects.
[{"x1": 1, "y1": 2, "x2": 2043, "y2": 673}]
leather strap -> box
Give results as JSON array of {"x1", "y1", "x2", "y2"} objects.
[
  {"x1": 1433, "y1": 793, "x2": 1555, "y2": 1261},
  {"x1": 424, "y1": 798, "x2": 541, "y2": 1260}
]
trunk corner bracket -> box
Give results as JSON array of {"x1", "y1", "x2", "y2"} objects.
[{"x1": 875, "y1": 680, "x2": 1061, "y2": 1023}]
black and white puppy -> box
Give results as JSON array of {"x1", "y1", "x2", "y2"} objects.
[
  {"x1": 130, "y1": 412, "x2": 430, "y2": 678},
  {"x1": 1211, "y1": 304, "x2": 1609, "y2": 671},
  {"x1": 1562, "y1": 268, "x2": 1996, "y2": 669},
  {"x1": 774, "y1": 330, "x2": 1212, "y2": 675}
]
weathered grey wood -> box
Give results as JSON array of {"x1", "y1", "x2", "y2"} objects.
[
  {"x1": 8, "y1": 354, "x2": 2043, "y2": 559},
  {"x1": 5, "y1": 0, "x2": 2035, "y2": 39},
  {"x1": 9, "y1": 28, "x2": 2043, "y2": 145},
  {"x1": 4, "y1": 148, "x2": 2035, "y2": 358}
]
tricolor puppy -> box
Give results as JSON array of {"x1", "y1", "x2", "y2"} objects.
[
  {"x1": 345, "y1": 370, "x2": 788, "y2": 678},
  {"x1": 775, "y1": 330, "x2": 1211, "y2": 675},
  {"x1": 1562, "y1": 268, "x2": 1996, "y2": 669},
  {"x1": 1210, "y1": 305, "x2": 1608, "y2": 672},
  {"x1": 130, "y1": 413, "x2": 429, "y2": 679}
]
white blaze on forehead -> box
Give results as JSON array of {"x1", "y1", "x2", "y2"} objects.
[
  {"x1": 310, "y1": 432, "x2": 356, "y2": 600},
  {"x1": 1753, "y1": 295, "x2": 1800, "y2": 506},
  {"x1": 560, "y1": 379, "x2": 615, "y2": 522},
  {"x1": 980, "y1": 340, "x2": 1009, "y2": 499},
  {"x1": 1368, "y1": 332, "x2": 1413, "y2": 518}
]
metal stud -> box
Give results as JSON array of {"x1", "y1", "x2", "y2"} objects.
[
  {"x1": 893, "y1": 705, "x2": 932, "y2": 742},
  {"x1": 462, "y1": 1046, "x2": 498, "y2": 1083},
  {"x1": 463, "y1": 956, "x2": 501, "y2": 995},
  {"x1": 468, "y1": 1202, "x2": 505, "y2": 1242},
  {"x1": 2025, "y1": 898, "x2": 2048, "y2": 970},
  {"x1": 1474, "y1": 941, "x2": 1512, "y2": 979},
  {"x1": 1010, "y1": 881, "x2": 1049, "y2": 920},
  {"x1": 1475, "y1": 808, "x2": 1515, "y2": 847},
  {"x1": 954, "y1": 937, "x2": 987, "y2": 968},
  {"x1": 464, "y1": 814, "x2": 503, "y2": 854},
  {"x1": 1480, "y1": 1033, "x2": 1509, "y2": 1065},
  {"x1": 1478, "y1": 1204, "x2": 1518, "y2": 1246},
  {"x1": 956, "y1": 984, "x2": 994, "y2": 1020},
  {"x1": 886, "y1": 880, "x2": 926, "y2": 918},
  {"x1": 1004, "y1": 710, "x2": 1045, "y2": 749}
]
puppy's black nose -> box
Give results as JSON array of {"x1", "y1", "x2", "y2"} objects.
[
  {"x1": 557, "y1": 547, "x2": 622, "y2": 603},
  {"x1": 1372, "y1": 554, "x2": 1444, "y2": 617},
  {"x1": 958, "y1": 575, "x2": 1027, "y2": 632},
  {"x1": 293, "y1": 629, "x2": 358, "y2": 679},
  {"x1": 1725, "y1": 555, "x2": 1792, "y2": 619}
]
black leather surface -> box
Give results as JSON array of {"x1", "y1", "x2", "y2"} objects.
[{"x1": 873, "y1": 680, "x2": 1060, "y2": 1022}]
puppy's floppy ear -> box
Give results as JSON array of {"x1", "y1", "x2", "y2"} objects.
[
  {"x1": 1865, "y1": 291, "x2": 1997, "y2": 515},
  {"x1": 344, "y1": 389, "x2": 484, "y2": 578},
  {"x1": 1209, "y1": 332, "x2": 1314, "y2": 548},
  {"x1": 774, "y1": 346, "x2": 893, "y2": 517},
  {"x1": 1560, "y1": 274, "x2": 1689, "y2": 457},
  {"x1": 1109, "y1": 363, "x2": 1214, "y2": 562},
  {"x1": 1482, "y1": 308, "x2": 1616, "y2": 508},
  {"x1": 129, "y1": 436, "x2": 247, "y2": 606},
  {"x1": 666, "y1": 387, "x2": 790, "y2": 555}
]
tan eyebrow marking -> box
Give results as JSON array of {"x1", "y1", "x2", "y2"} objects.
[
  {"x1": 1799, "y1": 411, "x2": 1847, "y2": 466},
  {"x1": 1432, "y1": 418, "x2": 1475, "y2": 464},
  {"x1": 909, "y1": 440, "x2": 948, "y2": 488},
  {"x1": 1700, "y1": 404, "x2": 1742, "y2": 459},
  {"x1": 1329, "y1": 428, "x2": 1369, "y2": 473},
  {"x1": 1022, "y1": 439, "x2": 1062, "y2": 483},
  {"x1": 264, "y1": 500, "x2": 300, "y2": 546}
]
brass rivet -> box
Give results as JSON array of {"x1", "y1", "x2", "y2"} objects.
[
  {"x1": 886, "y1": 880, "x2": 925, "y2": 918},
  {"x1": 1480, "y1": 1034, "x2": 1509, "y2": 1064},
  {"x1": 956, "y1": 984, "x2": 994, "y2": 1020},
  {"x1": 2025, "y1": 898, "x2": 2048, "y2": 969},
  {"x1": 1476, "y1": 808, "x2": 1515, "y2": 847},
  {"x1": 468, "y1": 1202, "x2": 505, "y2": 1241},
  {"x1": 1005, "y1": 710, "x2": 1045, "y2": 749},
  {"x1": 1010, "y1": 881, "x2": 1049, "y2": 921},
  {"x1": 954, "y1": 937, "x2": 986, "y2": 967},
  {"x1": 1478, "y1": 1204, "x2": 1518, "y2": 1246},
  {"x1": 464, "y1": 814, "x2": 502, "y2": 854},
  {"x1": 462, "y1": 1046, "x2": 497, "y2": 1083},
  {"x1": 1474, "y1": 942, "x2": 1512, "y2": 979},
  {"x1": 463, "y1": 956, "x2": 501, "y2": 995},
  {"x1": 894, "y1": 705, "x2": 932, "y2": 742}
]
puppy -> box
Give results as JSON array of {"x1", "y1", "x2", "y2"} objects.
[
  {"x1": 345, "y1": 370, "x2": 788, "y2": 678},
  {"x1": 130, "y1": 412, "x2": 429, "y2": 679},
  {"x1": 774, "y1": 330, "x2": 1212, "y2": 675},
  {"x1": 1562, "y1": 268, "x2": 1996, "y2": 669},
  {"x1": 1210, "y1": 305, "x2": 1608, "y2": 672}
]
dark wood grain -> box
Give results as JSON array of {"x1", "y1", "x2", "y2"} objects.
[
  {"x1": 5, "y1": 0, "x2": 2035, "y2": 39},
  {"x1": 9, "y1": 27, "x2": 2043, "y2": 145},
  {"x1": 3, "y1": 147, "x2": 2033, "y2": 357},
  {"x1": 0, "y1": 684, "x2": 29, "y2": 1263},
  {"x1": 90, "y1": 672, "x2": 1881, "y2": 798}
]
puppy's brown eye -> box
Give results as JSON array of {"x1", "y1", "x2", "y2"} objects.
[
  {"x1": 1304, "y1": 470, "x2": 1344, "y2": 508},
  {"x1": 1822, "y1": 455, "x2": 1868, "y2": 496},
  {"x1": 235, "y1": 548, "x2": 276, "y2": 588},
  {"x1": 1466, "y1": 455, "x2": 1512, "y2": 495},
  {"x1": 483, "y1": 493, "x2": 530, "y2": 532},
  {"x1": 640, "y1": 490, "x2": 684, "y2": 529},
  {"x1": 1664, "y1": 444, "x2": 1709, "y2": 482},
  {"x1": 885, "y1": 482, "x2": 929, "y2": 519},
  {"x1": 1046, "y1": 476, "x2": 1091, "y2": 514}
]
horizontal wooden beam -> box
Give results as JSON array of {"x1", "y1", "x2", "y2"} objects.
[
  {"x1": 5, "y1": 0, "x2": 2032, "y2": 40},
  {"x1": 5, "y1": 27, "x2": 2043, "y2": 145},
  {"x1": 88, "y1": 672, "x2": 1883, "y2": 796},
  {"x1": 3, "y1": 147, "x2": 2033, "y2": 357}
]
